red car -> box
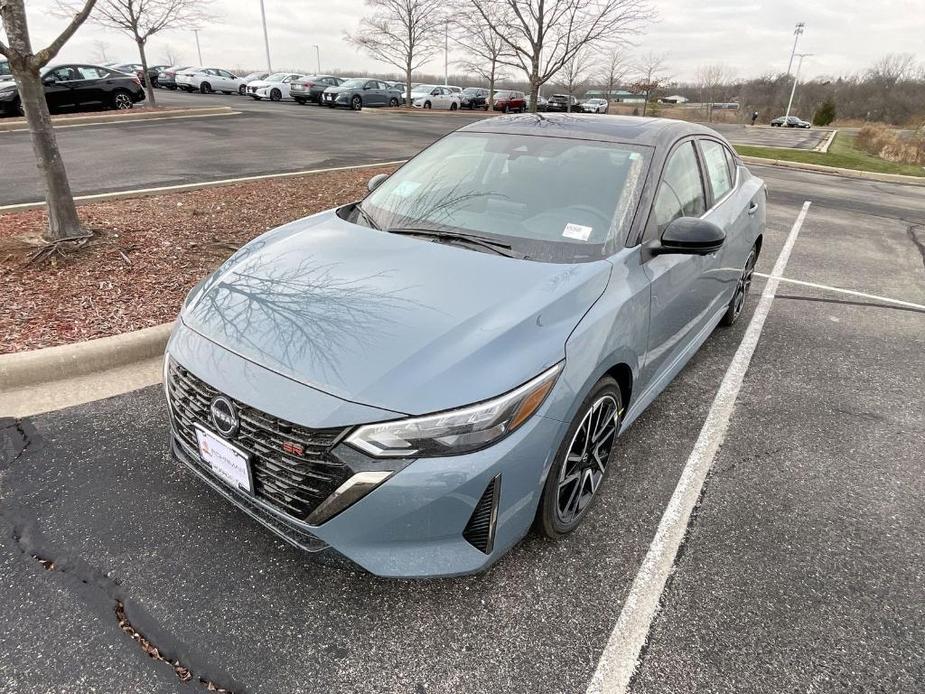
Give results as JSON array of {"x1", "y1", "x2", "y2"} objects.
[{"x1": 492, "y1": 90, "x2": 526, "y2": 113}]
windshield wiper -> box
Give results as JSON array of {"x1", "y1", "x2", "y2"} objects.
[
  {"x1": 386, "y1": 227, "x2": 517, "y2": 258},
  {"x1": 354, "y1": 203, "x2": 380, "y2": 230}
]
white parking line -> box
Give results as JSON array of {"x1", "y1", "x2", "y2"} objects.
[
  {"x1": 0, "y1": 160, "x2": 408, "y2": 212},
  {"x1": 586, "y1": 201, "x2": 813, "y2": 694},
  {"x1": 755, "y1": 273, "x2": 925, "y2": 311}
]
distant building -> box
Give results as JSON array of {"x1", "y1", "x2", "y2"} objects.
[
  {"x1": 659, "y1": 95, "x2": 690, "y2": 104},
  {"x1": 584, "y1": 89, "x2": 646, "y2": 103}
]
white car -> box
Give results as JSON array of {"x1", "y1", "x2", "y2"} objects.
[
  {"x1": 411, "y1": 85, "x2": 462, "y2": 110},
  {"x1": 246, "y1": 73, "x2": 306, "y2": 101},
  {"x1": 176, "y1": 67, "x2": 243, "y2": 94},
  {"x1": 581, "y1": 98, "x2": 609, "y2": 114},
  {"x1": 237, "y1": 71, "x2": 270, "y2": 95}
]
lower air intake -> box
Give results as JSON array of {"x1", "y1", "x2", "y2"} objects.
[{"x1": 463, "y1": 474, "x2": 501, "y2": 554}]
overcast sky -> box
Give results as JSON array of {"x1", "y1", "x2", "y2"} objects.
[{"x1": 10, "y1": 0, "x2": 925, "y2": 83}]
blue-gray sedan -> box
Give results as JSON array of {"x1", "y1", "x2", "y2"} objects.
[{"x1": 165, "y1": 114, "x2": 766, "y2": 578}]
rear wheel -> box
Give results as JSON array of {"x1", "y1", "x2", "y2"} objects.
[
  {"x1": 111, "y1": 90, "x2": 133, "y2": 110},
  {"x1": 351, "y1": 95, "x2": 362, "y2": 111},
  {"x1": 199, "y1": 81, "x2": 212, "y2": 94},
  {"x1": 238, "y1": 84, "x2": 246, "y2": 95},
  {"x1": 537, "y1": 378, "x2": 622, "y2": 538},
  {"x1": 270, "y1": 88, "x2": 282, "y2": 102},
  {"x1": 721, "y1": 246, "x2": 758, "y2": 326},
  {"x1": 389, "y1": 97, "x2": 399, "y2": 107},
  {"x1": 450, "y1": 101, "x2": 458, "y2": 111}
]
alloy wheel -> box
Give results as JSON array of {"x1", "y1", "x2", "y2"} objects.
[
  {"x1": 114, "y1": 92, "x2": 133, "y2": 110},
  {"x1": 271, "y1": 89, "x2": 281, "y2": 101},
  {"x1": 556, "y1": 395, "x2": 619, "y2": 525},
  {"x1": 351, "y1": 96, "x2": 362, "y2": 110},
  {"x1": 731, "y1": 250, "x2": 756, "y2": 321}
]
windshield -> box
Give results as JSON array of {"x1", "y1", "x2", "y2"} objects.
[
  {"x1": 361, "y1": 132, "x2": 649, "y2": 262},
  {"x1": 413, "y1": 85, "x2": 436, "y2": 93},
  {"x1": 340, "y1": 78, "x2": 366, "y2": 89},
  {"x1": 265, "y1": 72, "x2": 288, "y2": 82}
]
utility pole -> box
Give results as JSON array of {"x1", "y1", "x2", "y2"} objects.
[
  {"x1": 259, "y1": 0, "x2": 272, "y2": 72},
  {"x1": 193, "y1": 29, "x2": 203, "y2": 64},
  {"x1": 444, "y1": 19, "x2": 448, "y2": 86},
  {"x1": 784, "y1": 53, "x2": 812, "y2": 123},
  {"x1": 313, "y1": 44, "x2": 321, "y2": 74},
  {"x1": 786, "y1": 22, "x2": 805, "y2": 76}
]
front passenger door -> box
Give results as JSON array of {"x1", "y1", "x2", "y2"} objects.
[{"x1": 641, "y1": 139, "x2": 719, "y2": 385}]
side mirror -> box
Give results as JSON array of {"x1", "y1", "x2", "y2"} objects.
[
  {"x1": 653, "y1": 217, "x2": 725, "y2": 255},
  {"x1": 43, "y1": 78, "x2": 56, "y2": 86},
  {"x1": 367, "y1": 173, "x2": 389, "y2": 193}
]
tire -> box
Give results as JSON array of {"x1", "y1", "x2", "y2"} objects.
[
  {"x1": 351, "y1": 95, "x2": 362, "y2": 111},
  {"x1": 450, "y1": 102, "x2": 458, "y2": 111},
  {"x1": 721, "y1": 245, "x2": 758, "y2": 326},
  {"x1": 111, "y1": 90, "x2": 133, "y2": 110},
  {"x1": 270, "y1": 88, "x2": 282, "y2": 102},
  {"x1": 295, "y1": 97, "x2": 306, "y2": 105},
  {"x1": 200, "y1": 82, "x2": 212, "y2": 94},
  {"x1": 423, "y1": 101, "x2": 432, "y2": 109},
  {"x1": 536, "y1": 377, "x2": 622, "y2": 539},
  {"x1": 389, "y1": 97, "x2": 399, "y2": 107},
  {"x1": 239, "y1": 85, "x2": 246, "y2": 95}
]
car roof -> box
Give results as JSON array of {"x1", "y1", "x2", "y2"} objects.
[{"x1": 459, "y1": 114, "x2": 718, "y2": 147}]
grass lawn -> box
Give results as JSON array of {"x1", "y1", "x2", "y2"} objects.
[{"x1": 734, "y1": 132, "x2": 925, "y2": 177}]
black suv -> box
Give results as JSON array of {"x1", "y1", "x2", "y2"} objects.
[
  {"x1": 546, "y1": 94, "x2": 580, "y2": 112},
  {"x1": 0, "y1": 64, "x2": 145, "y2": 116},
  {"x1": 460, "y1": 87, "x2": 490, "y2": 110}
]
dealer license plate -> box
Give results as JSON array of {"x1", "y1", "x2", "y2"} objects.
[{"x1": 194, "y1": 425, "x2": 253, "y2": 494}]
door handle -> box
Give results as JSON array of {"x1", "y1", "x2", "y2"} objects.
[{"x1": 747, "y1": 201, "x2": 759, "y2": 215}]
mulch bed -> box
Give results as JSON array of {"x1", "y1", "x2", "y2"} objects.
[{"x1": 0, "y1": 165, "x2": 398, "y2": 354}]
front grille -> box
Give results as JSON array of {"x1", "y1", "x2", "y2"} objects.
[
  {"x1": 463, "y1": 475, "x2": 501, "y2": 554},
  {"x1": 167, "y1": 359, "x2": 351, "y2": 523}
]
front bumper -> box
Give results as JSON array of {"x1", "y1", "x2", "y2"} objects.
[{"x1": 165, "y1": 322, "x2": 567, "y2": 577}]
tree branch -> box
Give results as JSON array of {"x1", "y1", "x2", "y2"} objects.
[{"x1": 36, "y1": 0, "x2": 98, "y2": 66}]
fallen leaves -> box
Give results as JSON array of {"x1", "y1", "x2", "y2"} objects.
[{"x1": 0, "y1": 165, "x2": 397, "y2": 353}]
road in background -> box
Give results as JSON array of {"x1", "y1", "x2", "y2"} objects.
[
  {"x1": 0, "y1": 91, "x2": 828, "y2": 206},
  {"x1": 1, "y1": 167, "x2": 922, "y2": 693}
]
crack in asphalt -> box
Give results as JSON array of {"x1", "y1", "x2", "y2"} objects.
[
  {"x1": 776, "y1": 294, "x2": 925, "y2": 315},
  {"x1": 7, "y1": 519, "x2": 242, "y2": 693},
  {"x1": 0, "y1": 418, "x2": 41, "y2": 470},
  {"x1": 908, "y1": 225, "x2": 925, "y2": 272}
]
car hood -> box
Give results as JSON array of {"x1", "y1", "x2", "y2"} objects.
[{"x1": 181, "y1": 209, "x2": 612, "y2": 416}]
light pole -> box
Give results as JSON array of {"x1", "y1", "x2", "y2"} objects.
[
  {"x1": 259, "y1": 0, "x2": 272, "y2": 72},
  {"x1": 786, "y1": 22, "x2": 805, "y2": 76},
  {"x1": 192, "y1": 29, "x2": 203, "y2": 64},
  {"x1": 784, "y1": 53, "x2": 812, "y2": 123},
  {"x1": 313, "y1": 44, "x2": 321, "y2": 74}
]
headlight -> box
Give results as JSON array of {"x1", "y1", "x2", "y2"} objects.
[{"x1": 346, "y1": 363, "x2": 563, "y2": 458}]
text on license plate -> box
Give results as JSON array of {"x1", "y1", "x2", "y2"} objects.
[{"x1": 194, "y1": 425, "x2": 253, "y2": 494}]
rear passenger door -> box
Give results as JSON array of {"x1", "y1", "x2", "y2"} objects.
[
  {"x1": 641, "y1": 139, "x2": 718, "y2": 385},
  {"x1": 363, "y1": 80, "x2": 384, "y2": 106}
]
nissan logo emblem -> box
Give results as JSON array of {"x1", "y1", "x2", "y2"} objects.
[{"x1": 209, "y1": 395, "x2": 239, "y2": 437}]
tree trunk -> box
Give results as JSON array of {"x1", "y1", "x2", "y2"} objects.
[
  {"x1": 135, "y1": 36, "x2": 156, "y2": 107},
  {"x1": 529, "y1": 75, "x2": 540, "y2": 114},
  {"x1": 642, "y1": 90, "x2": 649, "y2": 117},
  {"x1": 1, "y1": 0, "x2": 86, "y2": 242},
  {"x1": 487, "y1": 58, "x2": 496, "y2": 111},
  {"x1": 405, "y1": 64, "x2": 412, "y2": 110}
]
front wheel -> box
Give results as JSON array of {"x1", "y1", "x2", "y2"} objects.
[
  {"x1": 423, "y1": 101, "x2": 432, "y2": 109},
  {"x1": 389, "y1": 97, "x2": 399, "y2": 107},
  {"x1": 270, "y1": 88, "x2": 282, "y2": 102},
  {"x1": 351, "y1": 95, "x2": 362, "y2": 111},
  {"x1": 112, "y1": 90, "x2": 133, "y2": 110},
  {"x1": 238, "y1": 85, "x2": 246, "y2": 95},
  {"x1": 450, "y1": 102, "x2": 458, "y2": 111},
  {"x1": 721, "y1": 246, "x2": 758, "y2": 326},
  {"x1": 536, "y1": 378, "x2": 622, "y2": 538}
]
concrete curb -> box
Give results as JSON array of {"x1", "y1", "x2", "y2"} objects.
[
  {"x1": 741, "y1": 155, "x2": 925, "y2": 186},
  {"x1": 0, "y1": 106, "x2": 236, "y2": 132},
  {"x1": 0, "y1": 322, "x2": 171, "y2": 391},
  {"x1": 814, "y1": 128, "x2": 838, "y2": 153}
]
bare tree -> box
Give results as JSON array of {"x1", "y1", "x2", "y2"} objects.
[
  {"x1": 60, "y1": 0, "x2": 213, "y2": 106},
  {"x1": 597, "y1": 48, "x2": 627, "y2": 103},
  {"x1": 450, "y1": 0, "x2": 512, "y2": 110},
  {"x1": 347, "y1": 0, "x2": 446, "y2": 109},
  {"x1": 866, "y1": 53, "x2": 919, "y2": 87},
  {"x1": 631, "y1": 51, "x2": 668, "y2": 116},
  {"x1": 160, "y1": 42, "x2": 181, "y2": 66},
  {"x1": 555, "y1": 48, "x2": 594, "y2": 111},
  {"x1": 695, "y1": 62, "x2": 735, "y2": 122},
  {"x1": 91, "y1": 38, "x2": 110, "y2": 63},
  {"x1": 0, "y1": 0, "x2": 97, "y2": 242},
  {"x1": 470, "y1": 0, "x2": 653, "y2": 113}
]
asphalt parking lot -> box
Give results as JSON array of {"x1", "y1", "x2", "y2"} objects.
[
  {"x1": 1, "y1": 159, "x2": 922, "y2": 692},
  {"x1": 0, "y1": 90, "x2": 827, "y2": 206}
]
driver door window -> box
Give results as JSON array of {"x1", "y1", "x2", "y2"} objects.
[{"x1": 651, "y1": 141, "x2": 706, "y2": 238}]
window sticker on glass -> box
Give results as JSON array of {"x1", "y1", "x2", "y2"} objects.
[{"x1": 562, "y1": 223, "x2": 592, "y2": 241}]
